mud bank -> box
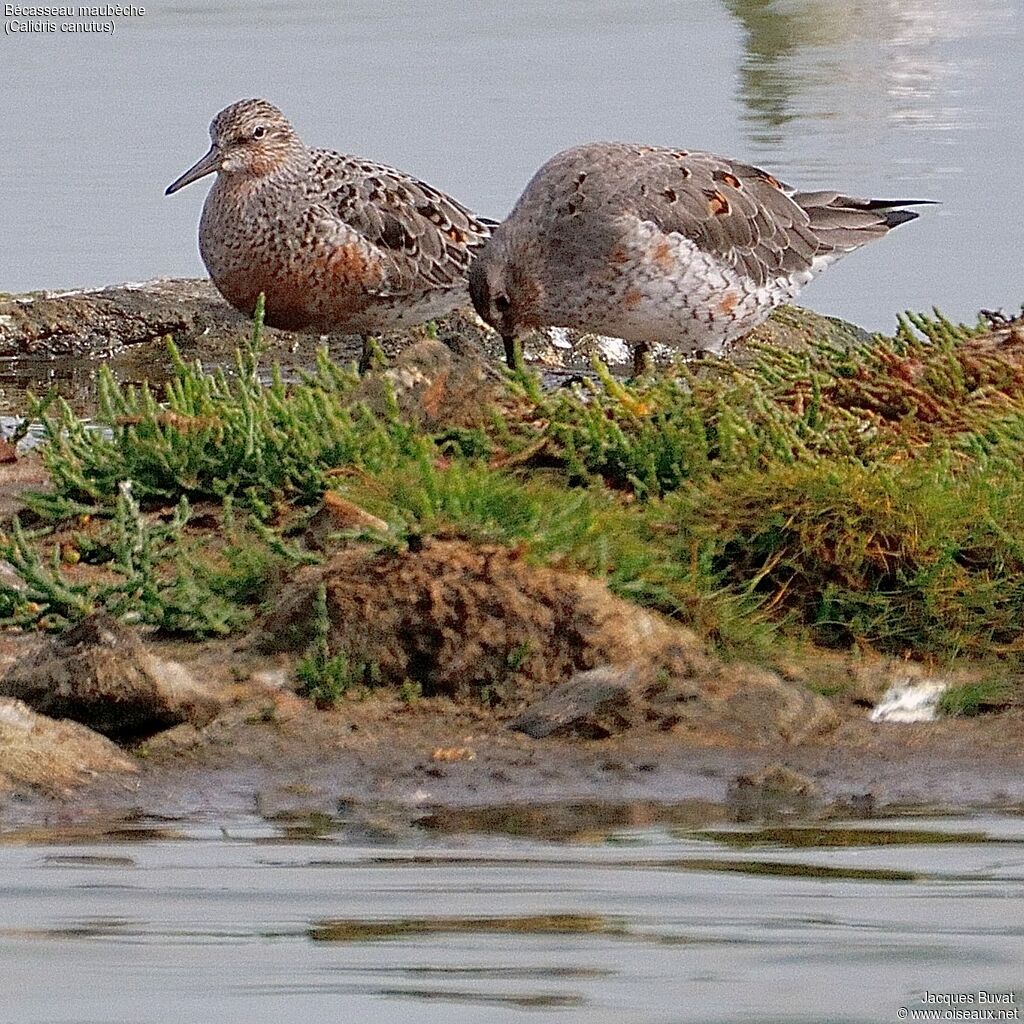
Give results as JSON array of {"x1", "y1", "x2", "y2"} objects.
[
  {"x1": 1, "y1": 568, "x2": 1023, "y2": 832},
  {"x1": 4, "y1": 670, "x2": 1024, "y2": 835}
]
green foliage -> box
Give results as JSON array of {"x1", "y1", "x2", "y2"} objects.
[
  {"x1": 295, "y1": 584, "x2": 381, "y2": 706},
  {"x1": 938, "y1": 679, "x2": 1018, "y2": 717},
  {"x1": 506, "y1": 639, "x2": 533, "y2": 672},
  {"x1": 667, "y1": 457, "x2": 1024, "y2": 654},
  {"x1": 0, "y1": 517, "x2": 93, "y2": 626},
  {"x1": 529, "y1": 311, "x2": 1018, "y2": 497},
  {"x1": 345, "y1": 452, "x2": 590, "y2": 546},
  {"x1": 327, "y1": 311, "x2": 1024, "y2": 662},
  {"x1": 0, "y1": 484, "x2": 278, "y2": 635},
  {"x1": 0, "y1": 297, "x2": 413, "y2": 638},
  {"x1": 26, "y1": 301, "x2": 425, "y2": 513},
  {"x1": 8, "y1": 300, "x2": 1024, "y2": 668},
  {"x1": 398, "y1": 680, "x2": 423, "y2": 704}
]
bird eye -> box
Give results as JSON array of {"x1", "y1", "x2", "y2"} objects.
[
  {"x1": 252, "y1": 125, "x2": 266, "y2": 139},
  {"x1": 494, "y1": 294, "x2": 511, "y2": 313}
]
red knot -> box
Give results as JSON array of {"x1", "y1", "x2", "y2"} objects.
[
  {"x1": 166, "y1": 98, "x2": 491, "y2": 355},
  {"x1": 469, "y1": 142, "x2": 931, "y2": 371}
]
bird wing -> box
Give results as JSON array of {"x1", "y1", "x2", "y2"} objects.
[
  {"x1": 619, "y1": 147, "x2": 824, "y2": 287},
  {"x1": 533, "y1": 144, "x2": 920, "y2": 289},
  {"x1": 307, "y1": 149, "x2": 491, "y2": 295}
]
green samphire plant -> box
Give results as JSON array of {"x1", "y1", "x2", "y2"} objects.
[{"x1": 1, "y1": 297, "x2": 1023, "y2": 678}]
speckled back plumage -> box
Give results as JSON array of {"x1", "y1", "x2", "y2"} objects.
[
  {"x1": 172, "y1": 99, "x2": 491, "y2": 334},
  {"x1": 470, "y1": 142, "x2": 928, "y2": 359}
]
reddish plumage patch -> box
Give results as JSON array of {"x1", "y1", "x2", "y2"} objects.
[
  {"x1": 708, "y1": 191, "x2": 730, "y2": 216},
  {"x1": 652, "y1": 240, "x2": 675, "y2": 269},
  {"x1": 324, "y1": 243, "x2": 382, "y2": 287},
  {"x1": 248, "y1": 150, "x2": 289, "y2": 178},
  {"x1": 718, "y1": 291, "x2": 740, "y2": 315}
]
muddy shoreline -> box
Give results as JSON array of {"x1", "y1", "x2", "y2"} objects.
[
  {"x1": 8, "y1": 699, "x2": 1024, "y2": 836},
  {"x1": 4, "y1": 605, "x2": 1024, "y2": 835}
]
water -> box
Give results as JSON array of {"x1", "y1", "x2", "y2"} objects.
[
  {"x1": 1, "y1": 812, "x2": 1023, "y2": 1022},
  {"x1": 2, "y1": 1, "x2": 1022, "y2": 331}
]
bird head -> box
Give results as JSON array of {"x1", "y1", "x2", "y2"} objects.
[
  {"x1": 166, "y1": 98, "x2": 303, "y2": 195},
  {"x1": 469, "y1": 230, "x2": 546, "y2": 359}
]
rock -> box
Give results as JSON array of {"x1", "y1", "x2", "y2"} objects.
[
  {"x1": 0, "y1": 278, "x2": 495, "y2": 371},
  {"x1": 511, "y1": 665, "x2": 644, "y2": 740},
  {"x1": 0, "y1": 613, "x2": 221, "y2": 743},
  {"x1": 0, "y1": 697, "x2": 136, "y2": 796},
  {"x1": 565, "y1": 304, "x2": 873, "y2": 371},
  {"x1": 254, "y1": 537, "x2": 694, "y2": 699},
  {"x1": 304, "y1": 492, "x2": 390, "y2": 551},
  {"x1": 1, "y1": 277, "x2": 873, "y2": 368},
  {"x1": 0, "y1": 278, "x2": 245, "y2": 358},
  {"x1": 735, "y1": 305, "x2": 872, "y2": 362},
  {"x1": 510, "y1": 655, "x2": 839, "y2": 747},
  {"x1": 6, "y1": 280, "x2": 1022, "y2": 414},
  {"x1": 674, "y1": 658, "x2": 839, "y2": 745},
  {"x1": 0, "y1": 280, "x2": 508, "y2": 416},
  {"x1": 727, "y1": 764, "x2": 823, "y2": 821}
]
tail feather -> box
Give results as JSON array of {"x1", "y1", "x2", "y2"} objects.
[
  {"x1": 878, "y1": 207, "x2": 923, "y2": 229},
  {"x1": 856, "y1": 197, "x2": 937, "y2": 230},
  {"x1": 795, "y1": 192, "x2": 935, "y2": 250},
  {"x1": 857, "y1": 198, "x2": 938, "y2": 210}
]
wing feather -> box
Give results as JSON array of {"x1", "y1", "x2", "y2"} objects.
[{"x1": 306, "y1": 149, "x2": 491, "y2": 296}]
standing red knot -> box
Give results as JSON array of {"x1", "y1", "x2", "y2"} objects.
[
  {"x1": 166, "y1": 98, "x2": 492, "y2": 357},
  {"x1": 469, "y1": 142, "x2": 933, "y2": 371}
]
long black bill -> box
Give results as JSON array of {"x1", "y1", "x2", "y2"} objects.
[{"x1": 165, "y1": 145, "x2": 220, "y2": 195}]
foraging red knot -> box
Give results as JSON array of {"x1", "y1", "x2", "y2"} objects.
[{"x1": 469, "y1": 142, "x2": 931, "y2": 371}]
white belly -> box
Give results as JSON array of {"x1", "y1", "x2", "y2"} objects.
[{"x1": 554, "y1": 223, "x2": 835, "y2": 355}]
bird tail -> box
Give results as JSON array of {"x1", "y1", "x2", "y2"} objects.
[
  {"x1": 794, "y1": 193, "x2": 936, "y2": 250},
  {"x1": 856, "y1": 198, "x2": 937, "y2": 229}
]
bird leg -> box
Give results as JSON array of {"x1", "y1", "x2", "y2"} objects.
[
  {"x1": 632, "y1": 340, "x2": 653, "y2": 377},
  {"x1": 502, "y1": 334, "x2": 523, "y2": 371}
]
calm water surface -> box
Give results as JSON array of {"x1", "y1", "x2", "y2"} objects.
[
  {"x1": 1, "y1": 813, "x2": 1023, "y2": 1022},
  {"x1": 1, "y1": 1, "x2": 1022, "y2": 330}
]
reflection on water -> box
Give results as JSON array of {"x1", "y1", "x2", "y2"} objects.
[
  {"x1": 1, "y1": 812, "x2": 1022, "y2": 1023},
  {"x1": 726, "y1": 0, "x2": 1017, "y2": 147}
]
